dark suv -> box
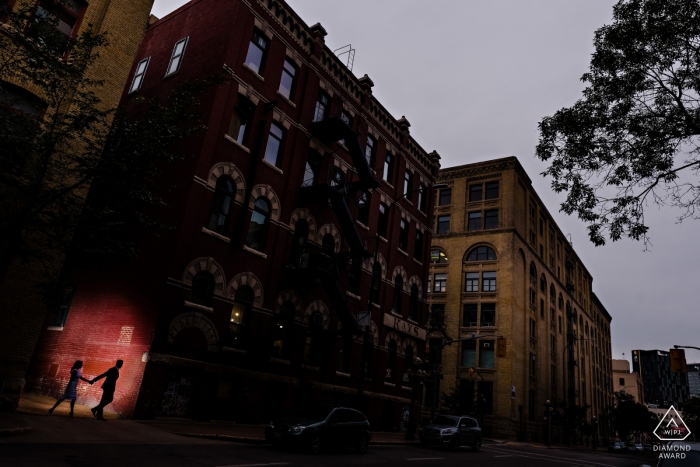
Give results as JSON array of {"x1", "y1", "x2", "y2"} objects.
[
  {"x1": 419, "y1": 415, "x2": 482, "y2": 451},
  {"x1": 265, "y1": 405, "x2": 371, "y2": 454}
]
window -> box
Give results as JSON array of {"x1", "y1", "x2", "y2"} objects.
[
  {"x1": 377, "y1": 203, "x2": 389, "y2": 237},
  {"x1": 481, "y1": 303, "x2": 495, "y2": 326},
  {"x1": 465, "y1": 272, "x2": 479, "y2": 292},
  {"x1": 330, "y1": 167, "x2": 345, "y2": 188},
  {"x1": 302, "y1": 150, "x2": 321, "y2": 187},
  {"x1": 348, "y1": 258, "x2": 362, "y2": 295},
  {"x1": 479, "y1": 341, "x2": 495, "y2": 368},
  {"x1": 550, "y1": 284, "x2": 556, "y2": 303},
  {"x1": 485, "y1": 181, "x2": 499, "y2": 199},
  {"x1": 321, "y1": 233, "x2": 335, "y2": 256},
  {"x1": 386, "y1": 339, "x2": 397, "y2": 382},
  {"x1": 468, "y1": 212, "x2": 482, "y2": 230},
  {"x1": 313, "y1": 90, "x2": 330, "y2": 122},
  {"x1": 530, "y1": 353, "x2": 536, "y2": 376},
  {"x1": 433, "y1": 273, "x2": 447, "y2": 293},
  {"x1": 278, "y1": 58, "x2": 298, "y2": 100},
  {"x1": 463, "y1": 304, "x2": 477, "y2": 326},
  {"x1": 469, "y1": 184, "x2": 483, "y2": 202},
  {"x1": 484, "y1": 209, "x2": 498, "y2": 229},
  {"x1": 466, "y1": 246, "x2": 497, "y2": 261},
  {"x1": 33, "y1": 0, "x2": 86, "y2": 49},
  {"x1": 529, "y1": 288, "x2": 536, "y2": 305},
  {"x1": 128, "y1": 58, "x2": 150, "y2": 93},
  {"x1": 439, "y1": 188, "x2": 452, "y2": 205},
  {"x1": 369, "y1": 262, "x2": 382, "y2": 304},
  {"x1": 275, "y1": 301, "x2": 296, "y2": 358},
  {"x1": 414, "y1": 230, "x2": 424, "y2": 261},
  {"x1": 231, "y1": 285, "x2": 254, "y2": 342},
  {"x1": 619, "y1": 377, "x2": 625, "y2": 386},
  {"x1": 263, "y1": 122, "x2": 285, "y2": 167},
  {"x1": 245, "y1": 29, "x2": 268, "y2": 74},
  {"x1": 290, "y1": 219, "x2": 309, "y2": 267},
  {"x1": 404, "y1": 170, "x2": 414, "y2": 200},
  {"x1": 365, "y1": 135, "x2": 376, "y2": 167},
  {"x1": 540, "y1": 298, "x2": 545, "y2": 319},
  {"x1": 398, "y1": 219, "x2": 409, "y2": 251},
  {"x1": 357, "y1": 191, "x2": 370, "y2": 225},
  {"x1": 246, "y1": 198, "x2": 271, "y2": 251},
  {"x1": 190, "y1": 272, "x2": 214, "y2": 306},
  {"x1": 418, "y1": 183, "x2": 427, "y2": 211},
  {"x1": 529, "y1": 318, "x2": 536, "y2": 339},
  {"x1": 409, "y1": 284, "x2": 419, "y2": 321},
  {"x1": 430, "y1": 249, "x2": 448, "y2": 263},
  {"x1": 482, "y1": 272, "x2": 496, "y2": 291},
  {"x1": 404, "y1": 345, "x2": 414, "y2": 386},
  {"x1": 339, "y1": 110, "x2": 352, "y2": 146},
  {"x1": 228, "y1": 95, "x2": 255, "y2": 146},
  {"x1": 436, "y1": 215, "x2": 450, "y2": 234},
  {"x1": 207, "y1": 176, "x2": 235, "y2": 235},
  {"x1": 383, "y1": 152, "x2": 394, "y2": 183},
  {"x1": 462, "y1": 340, "x2": 476, "y2": 367},
  {"x1": 166, "y1": 37, "x2": 189, "y2": 76},
  {"x1": 392, "y1": 275, "x2": 403, "y2": 314},
  {"x1": 48, "y1": 285, "x2": 75, "y2": 328}
]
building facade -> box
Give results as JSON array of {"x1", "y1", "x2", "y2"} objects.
[
  {"x1": 632, "y1": 350, "x2": 690, "y2": 409},
  {"x1": 0, "y1": 0, "x2": 155, "y2": 411},
  {"x1": 688, "y1": 363, "x2": 700, "y2": 398},
  {"x1": 428, "y1": 157, "x2": 613, "y2": 441},
  {"x1": 612, "y1": 359, "x2": 644, "y2": 404},
  {"x1": 26, "y1": 0, "x2": 440, "y2": 428}
]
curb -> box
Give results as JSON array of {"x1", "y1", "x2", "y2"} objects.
[
  {"x1": 176, "y1": 432, "x2": 420, "y2": 446},
  {"x1": 0, "y1": 426, "x2": 34, "y2": 437}
]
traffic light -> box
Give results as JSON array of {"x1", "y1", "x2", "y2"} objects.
[
  {"x1": 497, "y1": 337, "x2": 506, "y2": 358},
  {"x1": 669, "y1": 349, "x2": 688, "y2": 373}
]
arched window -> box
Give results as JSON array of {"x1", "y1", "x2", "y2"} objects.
[
  {"x1": 386, "y1": 339, "x2": 397, "y2": 382},
  {"x1": 558, "y1": 293, "x2": 564, "y2": 310},
  {"x1": 190, "y1": 272, "x2": 214, "y2": 306},
  {"x1": 529, "y1": 262, "x2": 537, "y2": 280},
  {"x1": 392, "y1": 275, "x2": 404, "y2": 314},
  {"x1": 290, "y1": 219, "x2": 309, "y2": 267},
  {"x1": 322, "y1": 233, "x2": 335, "y2": 256},
  {"x1": 540, "y1": 274, "x2": 546, "y2": 292},
  {"x1": 370, "y1": 262, "x2": 381, "y2": 304},
  {"x1": 231, "y1": 285, "x2": 254, "y2": 343},
  {"x1": 207, "y1": 176, "x2": 235, "y2": 235},
  {"x1": 579, "y1": 315, "x2": 584, "y2": 327},
  {"x1": 550, "y1": 284, "x2": 556, "y2": 303},
  {"x1": 404, "y1": 345, "x2": 414, "y2": 386},
  {"x1": 431, "y1": 249, "x2": 448, "y2": 263},
  {"x1": 246, "y1": 198, "x2": 271, "y2": 251},
  {"x1": 466, "y1": 246, "x2": 496, "y2": 261},
  {"x1": 408, "y1": 284, "x2": 419, "y2": 321}
]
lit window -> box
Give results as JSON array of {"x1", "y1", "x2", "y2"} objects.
[
  {"x1": 166, "y1": 37, "x2": 189, "y2": 76},
  {"x1": 482, "y1": 271, "x2": 496, "y2": 291},
  {"x1": 278, "y1": 58, "x2": 298, "y2": 100},
  {"x1": 433, "y1": 273, "x2": 447, "y2": 293},
  {"x1": 231, "y1": 285, "x2": 254, "y2": 342},
  {"x1": 128, "y1": 58, "x2": 150, "y2": 93},
  {"x1": 465, "y1": 272, "x2": 479, "y2": 292},
  {"x1": 468, "y1": 212, "x2": 482, "y2": 230},
  {"x1": 245, "y1": 29, "x2": 268, "y2": 74},
  {"x1": 263, "y1": 122, "x2": 285, "y2": 167},
  {"x1": 436, "y1": 215, "x2": 450, "y2": 234},
  {"x1": 430, "y1": 249, "x2": 448, "y2": 263}
]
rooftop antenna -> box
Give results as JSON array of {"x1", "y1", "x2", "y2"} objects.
[
  {"x1": 334, "y1": 44, "x2": 355, "y2": 72},
  {"x1": 566, "y1": 233, "x2": 573, "y2": 246}
]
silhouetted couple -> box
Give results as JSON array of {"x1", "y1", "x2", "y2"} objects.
[{"x1": 48, "y1": 359, "x2": 122, "y2": 420}]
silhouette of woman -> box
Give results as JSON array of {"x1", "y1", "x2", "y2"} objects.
[{"x1": 47, "y1": 360, "x2": 91, "y2": 418}]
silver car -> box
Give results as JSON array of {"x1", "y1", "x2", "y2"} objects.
[{"x1": 418, "y1": 415, "x2": 482, "y2": 451}]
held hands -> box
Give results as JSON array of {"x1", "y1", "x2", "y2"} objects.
[{"x1": 88, "y1": 380, "x2": 94, "y2": 385}]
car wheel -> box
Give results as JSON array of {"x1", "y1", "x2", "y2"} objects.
[
  {"x1": 471, "y1": 438, "x2": 481, "y2": 452},
  {"x1": 309, "y1": 435, "x2": 322, "y2": 454},
  {"x1": 355, "y1": 437, "x2": 368, "y2": 454}
]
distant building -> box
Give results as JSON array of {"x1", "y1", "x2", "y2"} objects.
[
  {"x1": 688, "y1": 363, "x2": 700, "y2": 397},
  {"x1": 632, "y1": 350, "x2": 690, "y2": 409},
  {"x1": 611, "y1": 359, "x2": 644, "y2": 404}
]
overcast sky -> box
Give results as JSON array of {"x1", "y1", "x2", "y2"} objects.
[{"x1": 151, "y1": 0, "x2": 700, "y2": 365}]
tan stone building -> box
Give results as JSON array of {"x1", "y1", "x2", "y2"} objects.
[
  {"x1": 427, "y1": 157, "x2": 613, "y2": 441},
  {"x1": 612, "y1": 359, "x2": 644, "y2": 404}
]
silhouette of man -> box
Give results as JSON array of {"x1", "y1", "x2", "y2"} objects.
[{"x1": 90, "y1": 360, "x2": 123, "y2": 421}]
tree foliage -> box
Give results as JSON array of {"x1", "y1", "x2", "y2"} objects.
[
  {"x1": 682, "y1": 396, "x2": 700, "y2": 439},
  {"x1": 536, "y1": 0, "x2": 700, "y2": 246},
  {"x1": 609, "y1": 391, "x2": 657, "y2": 441}
]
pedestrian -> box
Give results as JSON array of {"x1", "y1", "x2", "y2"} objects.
[
  {"x1": 89, "y1": 359, "x2": 123, "y2": 421},
  {"x1": 47, "y1": 360, "x2": 91, "y2": 418}
]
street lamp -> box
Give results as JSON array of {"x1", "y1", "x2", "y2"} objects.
[{"x1": 544, "y1": 399, "x2": 553, "y2": 446}]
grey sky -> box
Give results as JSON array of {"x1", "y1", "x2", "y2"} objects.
[{"x1": 151, "y1": 0, "x2": 700, "y2": 365}]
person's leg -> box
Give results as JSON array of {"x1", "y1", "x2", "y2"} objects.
[
  {"x1": 95, "y1": 392, "x2": 114, "y2": 419},
  {"x1": 69, "y1": 400, "x2": 75, "y2": 417},
  {"x1": 48, "y1": 397, "x2": 64, "y2": 415}
]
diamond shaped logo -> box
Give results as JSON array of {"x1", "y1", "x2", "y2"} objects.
[{"x1": 654, "y1": 406, "x2": 691, "y2": 441}]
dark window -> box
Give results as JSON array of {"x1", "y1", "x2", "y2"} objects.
[
  {"x1": 433, "y1": 273, "x2": 447, "y2": 293},
  {"x1": 530, "y1": 318, "x2": 536, "y2": 338},
  {"x1": 190, "y1": 272, "x2": 214, "y2": 306},
  {"x1": 365, "y1": 135, "x2": 376, "y2": 167},
  {"x1": 330, "y1": 167, "x2": 345, "y2": 187},
  {"x1": 482, "y1": 271, "x2": 496, "y2": 291},
  {"x1": 313, "y1": 90, "x2": 329, "y2": 122},
  {"x1": 370, "y1": 262, "x2": 382, "y2": 304},
  {"x1": 377, "y1": 203, "x2": 389, "y2": 237},
  {"x1": 481, "y1": 303, "x2": 495, "y2": 326},
  {"x1": 466, "y1": 246, "x2": 497, "y2": 261},
  {"x1": 383, "y1": 152, "x2": 394, "y2": 183},
  {"x1": 228, "y1": 94, "x2": 255, "y2": 146},
  {"x1": 479, "y1": 341, "x2": 495, "y2": 368},
  {"x1": 550, "y1": 284, "x2": 556, "y2": 302},
  {"x1": 399, "y1": 219, "x2": 409, "y2": 251},
  {"x1": 348, "y1": 258, "x2": 362, "y2": 295},
  {"x1": 468, "y1": 212, "x2": 482, "y2": 230},
  {"x1": 409, "y1": 284, "x2": 419, "y2": 321},
  {"x1": 429, "y1": 335, "x2": 444, "y2": 365},
  {"x1": 278, "y1": 58, "x2": 298, "y2": 100},
  {"x1": 357, "y1": 191, "x2": 370, "y2": 225},
  {"x1": 166, "y1": 37, "x2": 189, "y2": 76},
  {"x1": 619, "y1": 377, "x2": 625, "y2": 386},
  {"x1": 540, "y1": 274, "x2": 546, "y2": 292},
  {"x1": 404, "y1": 170, "x2": 414, "y2": 200},
  {"x1": 290, "y1": 219, "x2": 309, "y2": 267},
  {"x1": 245, "y1": 29, "x2": 268, "y2": 74},
  {"x1": 275, "y1": 301, "x2": 296, "y2": 358},
  {"x1": 392, "y1": 275, "x2": 403, "y2": 314},
  {"x1": 485, "y1": 181, "x2": 499, "y2": 199},
  {"x1": 469, "y1": 184, "x2": 482, "y2": 201},
  {"x1": 463, "y1": 304, "x2": 477, "y2": 326},
  {"x1": 530, "y1": 262, "x2": 537, "y2": 280},
  {"x1": 418, "y1": 183, "x2": 427, "y2": 211},
  {"x1": 321, "y1": 233, "x2": 335, "y2": 256},
  {"x1": 207, "y1": 176, "x2": 235, "y2": 235},
  {"x1": 302, "y1": 150, "x2": 321, "y2": 187},
  {"x1": 404, "y1": 345, "x2": 414, "y2": 386},
  {"x1": 465, "y1": 272, "x2": 479, "y2": 292},
  {"x1": 48, "y1": 285, "x2": 75, "y2": 328},
  {"x1": 129, "y1": 57, "x2": 150, "y2": 93},
  {"x1": 484, "y1": 209, "x2": 498, "y2": 229},
  {"x1": 462, "y1": 340, "x2": 476, "y2": 367},
  {"x1": 246, "y1": 198, "x2": 271, "y2": 251},
  {"x1": 336, "y1": 338, "x2": 352, "y2": 373},
  {"x1": 263, "y1": 122, "x2": 285, "y2": 167},
  {"x1": 437, "y1": 215, "x2": 450, "y2": 234},
  {"x1": 414, "y1": 230, "x2": 424, "y2": 261},
  {"x1": 530, "y1": 353, "x2": 536, "y2": 376},
  {"x1": 386, "y1": 339, "x2": 397, "y2": 382},
  {"x1": 540, "y1": 299, "x2": 545, "y2": 319},
  {"x1": 33, "y1": 0, "x2": 86, "y2": 49},
  {"x1": 430, "y1": 249, "x2": 448, "y2": 263},
  {"x1": 439, "y1": 188, "x2": 452, "y2": 205},
  {"x1": 0, "y1": 81, "x2": 45, "y2": 118}
]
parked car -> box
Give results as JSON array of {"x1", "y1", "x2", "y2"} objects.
[
  {"x1": 627, "y1": 443, "x2": 639, "y2": 452},
  {"x1": 657, "y1": 441, "x2": 700, "y2": 466},
  {"x1": 418, "y1": 415, "x2": 482, "y2": 451},
  {"x1": 633, "y1": 443, "x2": 644, "y2": 452},
  {"x1": 608, "y1": 441, "x2": 625, "y2": 452},
  {"x1": 643, "y1": 444, "x2": 653, "y2": 451},
  {"x1": 264, "y1": 405, "x2": 371, "y2": 454}
]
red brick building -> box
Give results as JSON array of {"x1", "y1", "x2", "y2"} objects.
[{"x1": 27, "y1": 0, "x2": 440, "y2": 428}]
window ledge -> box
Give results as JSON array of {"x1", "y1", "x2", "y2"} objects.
[
  {"x1": 402, "y1": 386, "x2": 412, "y2": 391},
  {"x1": 270, "y1": 357, "x2": 291, "y2": 365},
  {"x1": 412, "y1": 258, "x2": 423, "y2": 266},
  {"x1": 335, "y1": 371, "x2": 351, "y2": 378},
  {"x1": 243, "y1": 245, "x2": 268, "y2": 259},
  {"x1": 275, "y1": 90, "x2": 297, "y2": 108},
  {"x1": 383, "y1": 382, "x2": 396, "y2": 387},
  {"x1": 183, "y1": 301, "x2": 214, "y2": 313},
  {"x1": 346, "y1": 291, "x2": 361, "y2": 300},
  {"x1": 201, "y1": 227, "x2": 231, "y2": 243},
  {"x1": 224, "y1": 134, "x2": 251, "y2": 153},
  {"x1": 397, "y1": 248, "x2": 409, "y2": 257},
  {"x1": 47, "y1": 326, "x2": 64, "y2": 331},
  {"x1": 383, "y1": 181, "x2": 394, "y2": 190},
  {"x1": 302, "y1": 364, "x2": 319, "y2": 371},
  {"x1": 242, "y1": 63, "x2": 265, "y2": 81},
  {"x1": 407, "y1": 318, "x2": 418, "y2": 325},
  {"x1": 379, "y1": 235, "x2": 388, "y2": 243},
  {"x1": 355, "y1": 220, "x2": 369, "y2": 230},
  {"x1": 261, "y1": 158, "x2": 283, "y2": 175},
  {"x1": 390, "y1": 310, "x2": 402, "y2": 318},
  {"x1": 372, "y1": 303, "x2": 380, "y2": 309},
  {"x1": 222, "y1": 347, "x2": 247, "y2": 354}
]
